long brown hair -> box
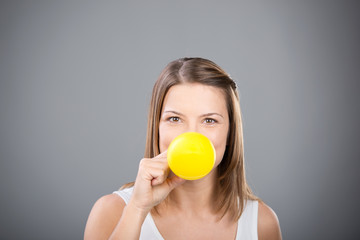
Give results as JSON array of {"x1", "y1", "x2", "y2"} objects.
[{"x1": 123, "y1": 57, "x2": 258, "y2": 221}]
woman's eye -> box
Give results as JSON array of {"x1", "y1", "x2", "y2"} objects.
[
  {"x1": 204, "y1": 118, "x2": 217, "y2": 124},
  {"x1": 168, "y1": 116, "x2": 180, "y2": 122}
]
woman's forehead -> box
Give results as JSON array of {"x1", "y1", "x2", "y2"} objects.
[{"x1": 162, "y1": 83, "x2": 228, "y2": 115}]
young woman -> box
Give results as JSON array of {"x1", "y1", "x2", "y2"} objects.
[{"x1": 84, "y1": 57, "x2": 282, "y2": 239}]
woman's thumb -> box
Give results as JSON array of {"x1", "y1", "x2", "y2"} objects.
[{"x1": 167, "y1": 175, "x2": 186, "y2": 191}]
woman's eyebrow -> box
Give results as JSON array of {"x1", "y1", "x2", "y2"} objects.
[
  {"x1": 200, "y1": 113, "x2": 224, "y2": 119},
  {"x1": 163, "y1": 110, "x2": 184, "y2": 116},
  {"x1": 163, "y1": 110, "x2": 224, "y2": 119}
]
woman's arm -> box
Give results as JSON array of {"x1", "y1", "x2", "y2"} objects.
[
  {"x1": 84, "y1": 193, "x2": 151, "y2": 240},
  {"x1": 84, "y1": 151, "x2": 185, "y2": 239},
  {"x1": 84, "y1": 194, "x2": 135, "y2": 240},
  {"x1": 108, "y1": 200, "x2": 149, "y2": 240},
  {"x1": 258, "y1": 202, "x2": 282, "y2": 240}
]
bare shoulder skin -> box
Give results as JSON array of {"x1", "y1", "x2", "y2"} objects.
[
  {"x1": 84, "y1": 194, "x2": 126, "y2": 240},
  {"x1": 258, "y1": 201, "x2": 282, "y2": 240}
]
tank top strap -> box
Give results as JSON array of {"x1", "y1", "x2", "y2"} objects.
[
  {"x1": 236, "y1": 199, "x2": 259, "y2": 239},
  {"x1": 113, "y1": 187, "x2": 133, "y2": 204},
  {"x1": 113, "y1": 187, "x2": 165, "y2": 240}
]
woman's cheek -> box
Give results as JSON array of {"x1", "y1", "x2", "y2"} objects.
[
  {"x1": 159, "y1": 125, "x2": 181, "y2": 153},
  {"x1": 159, "y1": 133, "x2": 171, "y2": 153},
  {"x1": 208, "y1": 133, "x2": 228, "y2": 167},
  {"x1": 214, "y1": 143, "x2": 227, "y2": 166}
]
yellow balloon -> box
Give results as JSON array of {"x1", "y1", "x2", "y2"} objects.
[{"x1": 167, "y1": 132, "x2": 216, "y2": 180}]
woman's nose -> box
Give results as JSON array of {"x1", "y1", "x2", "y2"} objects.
[{"x1": 185, "y1": 122, "x2": 200, "y2": 134}]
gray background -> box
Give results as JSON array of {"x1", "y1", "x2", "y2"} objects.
[{"x1": 1, "y1": 0, "x2": 359, "y2": 239}]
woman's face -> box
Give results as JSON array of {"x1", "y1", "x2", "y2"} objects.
[{"x1": 159, "y1": 83, "x2": 229, "y2": 168}]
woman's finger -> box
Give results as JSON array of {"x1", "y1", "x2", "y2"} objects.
[{"x1": 152, "y1": 150, "x2": 168, "y2": 161}]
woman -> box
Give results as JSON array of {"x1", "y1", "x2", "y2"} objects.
[{"x1": 84, "y1": 57, "x2": 282, "y2": 239}]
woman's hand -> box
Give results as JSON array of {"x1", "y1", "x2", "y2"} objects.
[{"x1": 129, "y1": 151, "x2": 185, "y2": 214}]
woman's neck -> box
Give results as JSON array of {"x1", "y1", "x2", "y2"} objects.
[{"x1": 165, "y1": 170, "x2": 219, "y2": 216}]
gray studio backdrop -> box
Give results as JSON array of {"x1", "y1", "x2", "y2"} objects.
[{"x1": 1, "y1": 1, "x2": 359, "y2": 239}]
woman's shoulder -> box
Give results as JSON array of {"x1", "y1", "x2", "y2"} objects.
[
  {"x1": 257, "y1": 201, "x2": 282, "y2": 240},
  {"x1": 84, "y1": 192, "x2": 127, "y2": 238},
  {"x1": 93, "y1": 192, "x2": 127, "y2": 213}
]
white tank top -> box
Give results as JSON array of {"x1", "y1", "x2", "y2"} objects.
[{"x1": 113, "y1": 187, "x2": 258, "y2": 240}]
